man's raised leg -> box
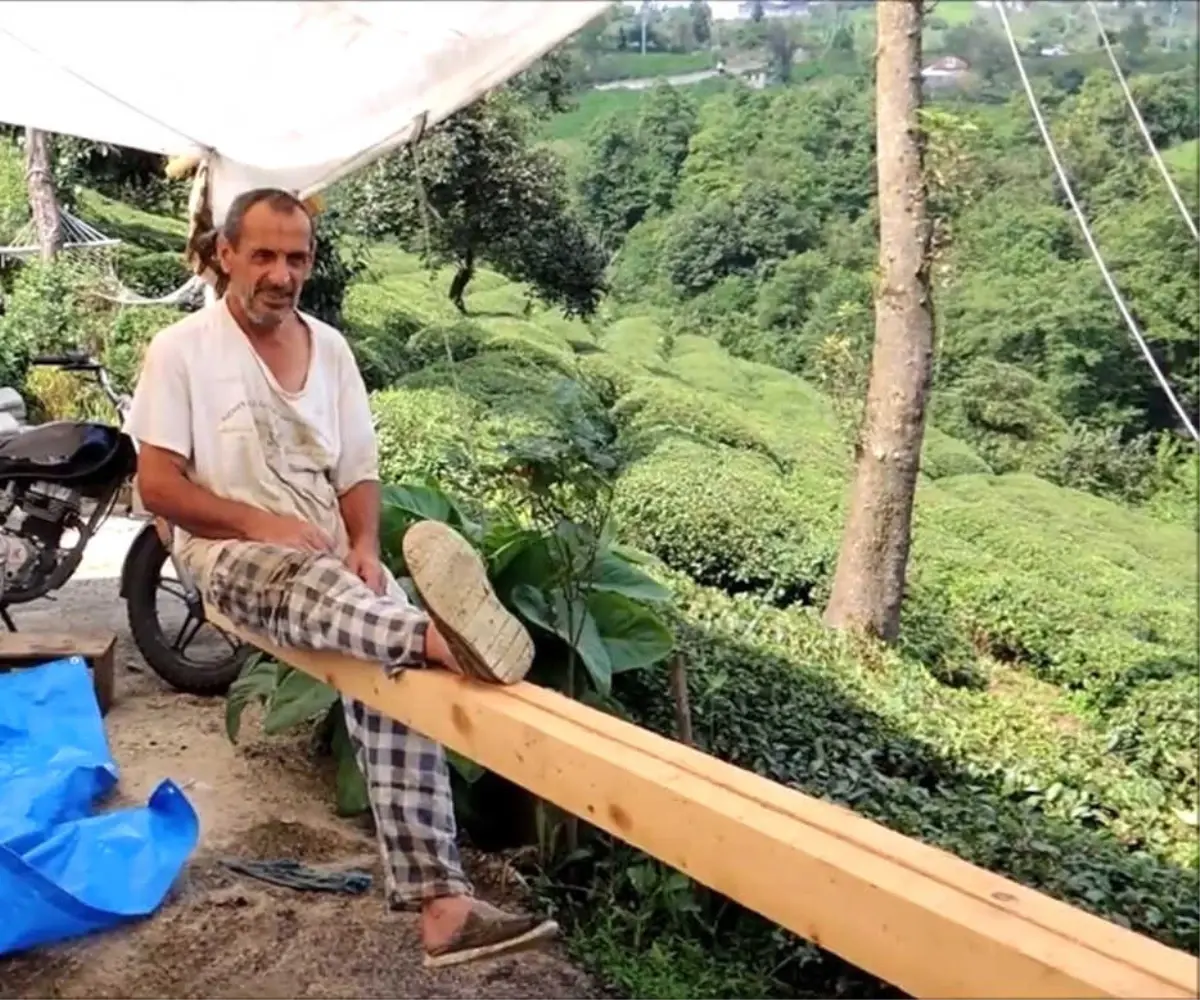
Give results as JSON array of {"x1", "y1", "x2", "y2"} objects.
[{"x1": 201, "y1": 539, "x2": 557, "y2": 966}]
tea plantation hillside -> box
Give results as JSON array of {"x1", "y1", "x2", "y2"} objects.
[
  {"x1": 1, "y1": 163, "x2": 1197, "y2": 996},
  {"x1": 345, "y1": 246, "x2": 1199, "y2": 995}
]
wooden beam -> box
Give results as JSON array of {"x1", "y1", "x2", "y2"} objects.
[
  {"x1": 0, "y1": 630, "x2": 116, "y2": 716},
  {"x1": 512, "y1": 682, "x2": 1200, "y2": 997},
  {"x1": 209, "y1": 608, "x2": 1198, "y2": 1000}
]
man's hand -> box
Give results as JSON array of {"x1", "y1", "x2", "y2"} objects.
[
  {"x1": 247, "y1": 511, "x2": 335, "y2": 554},
  {"x1": 345, "y1": 543, "x2": 387, "y2": 596}
]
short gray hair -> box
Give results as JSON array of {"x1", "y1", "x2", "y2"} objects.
[{"x1": 221, "y1": 187, "x2": 314, "y2": 247}]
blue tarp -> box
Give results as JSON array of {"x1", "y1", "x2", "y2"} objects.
[{"x1": 0, "y1": 656, "x2": 198, "y2": 957}]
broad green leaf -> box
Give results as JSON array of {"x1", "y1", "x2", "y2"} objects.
[
  {"x1": 586, "y1": 590, "x2": 675, "y2": 673},
  {"x1": 488, "y1": 528, "x2": 545, "y2": 582},
  {"x1": 512, "y1": 583, "x2": 613, "y2": 694},
  {"x1": 447, "y1": 748, "x2": 487, "y2": 784},
  {"x1": 590, "y1": 549, "x2": 672, "y2": 604},
  {"x1": 610, "y1": 541, "x2": 657, "y2": 566},
  {"x1": 330, "y1": 709, "x2": 369, "y2": 817},
  {"x1": 381, "y1": 482, "x2": 456, "y2": 523},
  {"x1": 224, "y1": 655, "x2": 278, "y2": 743},
  {"x1": 263, "y1": 670, "x2": 340, "y2": 735},
  {"x1": 493, "y1": 533, "x2": 556, "y2": 598}
]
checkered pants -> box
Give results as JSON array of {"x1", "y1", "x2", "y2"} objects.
[{"x1": 204, "y1": 541, "x2": 473, "y2": 909}]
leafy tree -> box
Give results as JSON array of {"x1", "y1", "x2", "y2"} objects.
[
  {"x1": 341, "y1": 94, "x2": 605, "y2": 317},
  {"x1": 577, "y1": 83, "x2": 700, "y2": 250},
  {"x1": 690, "y1": 0, "x2": 713, "y2": 47},
  {"x1": 1121, "y1": 10, "x2": 1152, "y2": 60},
  {"x1": 766, "y1": 22, "x2": 798, "y2": 83},
  {"x1": 299, "y1": 208, "x2": 369, "y2": 329}
]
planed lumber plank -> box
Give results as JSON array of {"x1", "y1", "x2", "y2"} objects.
[
  {"x1": 208, "y1": 607, "x2": 1196, "y2": 1000},
  {"x1": 505, "y1": 682, "x2": 1200, "y2": 996},
  {"x1": 0, "y1": 630, "x2": 116, "y2": 715}
]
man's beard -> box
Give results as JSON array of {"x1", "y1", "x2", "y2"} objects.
[{"x1": 242, "y1": 283, "x2": 295, "y2": 329}]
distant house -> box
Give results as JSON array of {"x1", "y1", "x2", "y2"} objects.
[
  {"x1": 732, "y1": 0, "x2": 818, "y2": 20},
  {"x1": 1039, "y1": 43, "x2": 1069, "y2": 57},
  {"x1": 921, "y1": 55, "x2": 970, "y2": 79}
]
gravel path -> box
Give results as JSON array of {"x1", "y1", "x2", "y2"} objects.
[{"x1": 0, "y1": 518, "x2": 601, "y2": 1000}]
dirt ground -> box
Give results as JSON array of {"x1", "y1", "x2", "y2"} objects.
[{"x1": 0, "y1": 519, "x2": 604, "y2": 1000}]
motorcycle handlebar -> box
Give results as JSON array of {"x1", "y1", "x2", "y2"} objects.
[{"x1": 29, "y1": 352, "x2": 99, "y2": 370}]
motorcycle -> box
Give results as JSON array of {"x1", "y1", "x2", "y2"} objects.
[{"x1": 0, "y1": 350, "x2": 254, "y2": 695}]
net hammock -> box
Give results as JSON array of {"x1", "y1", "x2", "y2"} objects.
[{"x1": 0, "y1": 206, "x2": 203, "y2": 308}]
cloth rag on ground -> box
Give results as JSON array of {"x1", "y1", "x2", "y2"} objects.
[
  {"x1": 0, "y1": 657, "x2": 199, "y2": 957},
  {"x1": 220, "y1": 857, "x2": 372, "y2": 895}
]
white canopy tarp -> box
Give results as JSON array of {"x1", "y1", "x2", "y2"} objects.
[{"x1": 0, "y1": 1, "x2": 608, "y2": 225}]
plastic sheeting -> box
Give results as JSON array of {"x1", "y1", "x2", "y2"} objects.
[
  {"x1": 0, "y1": 656, "x2": 198, "y2": 957},
  {"x1": 0, "y1": 1, "x2": 609, "y2": 224}
]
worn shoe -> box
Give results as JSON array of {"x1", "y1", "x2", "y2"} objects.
[
  {"x1": 423, "y1": 900, "x2": 559, "y2": 969},
  {"x1": 402, "y1": 520, "x2": 535, "y2": 685}
]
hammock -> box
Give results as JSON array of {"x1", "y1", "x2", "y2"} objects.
[
  {"x1": 0, "y1": 207, "x2": 204, "y2": 308},
  {"x1": 0, "y1": 209, "x2": 118, "y2": 262}
]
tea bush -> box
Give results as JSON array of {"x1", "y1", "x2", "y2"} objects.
[
  {"x1": 112, "y1": 247, "x2": 190, "y2": 299},
  {"x1": 613, "y1": 437, "x2": 836, "y2": 604},
  {"x1": 587, "y1": 580, "x2": 1199, "y2": 997}
]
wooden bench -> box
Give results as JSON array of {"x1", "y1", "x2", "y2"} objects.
[
  {"x1": 0, "y1": 631, "x2": 117, "y2": 716},
  {"x1": 206, "y1": 605, "x2": 1199, "y2": 1000}
]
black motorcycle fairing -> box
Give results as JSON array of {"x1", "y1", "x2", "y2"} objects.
[{"x1": 0, "y1": 421, "x2": 137, "y2": 488}]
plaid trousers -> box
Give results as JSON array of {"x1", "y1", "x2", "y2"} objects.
[{"x1": 204, "y1": 540, "x2": 473, "y2": 909}]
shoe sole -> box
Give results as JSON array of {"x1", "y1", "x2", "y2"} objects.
[
  {"x1": 402, "y1": 520, "x2": 535, "y2": 686},
  {"x1": 422, "y1": 919, "x2": 560, "y2": 969}
]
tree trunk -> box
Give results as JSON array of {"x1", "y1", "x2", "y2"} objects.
[
  {"x1": 449, "y1": 246, "x2": 475, "y2": 314},
  {"x1": 24, "y1": 128, "x2": 62, "y2": 261},
  {"x1": 823, "y1": 0, "x2": 933, "y2": 643}
]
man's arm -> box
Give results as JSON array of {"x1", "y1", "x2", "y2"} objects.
[
  {"x1": 339, "y1": 480, "x2": 380, "y2": 554},
  {"x1": 137, "y1": 444, "x2": 265, "y2": 541},
  {"x1": 334, "y1": 339, "x2": 382, "y2": 555}
]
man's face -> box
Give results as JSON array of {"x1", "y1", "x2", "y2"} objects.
[{"x1": 217, "y1": 201, "x2": 314, "y2": 329}]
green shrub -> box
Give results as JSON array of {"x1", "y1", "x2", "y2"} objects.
[
  {"x1": 603, "y1": 583, "x2": 1199, "y2": 979},
  {"x1": 576, "y1": 350, "x2": 645, "y2": 404},
  {"x1": 113, "y1": 247, "x2": 190, "y2": 298},
  {"x1": 371, "y1": 386, "x2": 493, "y2": 490},
  {"x1": 405, "y1": 319, "x2": 485, "y2": 370},
  {"x1": 104, "y1": 304, "x2": 182, "y2": 391},
  {"x1": 612, "y1": 376, "x2": 782, "y2": 465},
  {"x1": 933, "y1": 360, "x2": 1068, "y2": 474},
  {"x1": 910, "y1": 475, "x2": 1198, "y2": 798},
  {"x1": 613, "y1": 438, "x2": 835, "y2": 604},
  {"x1": 1105, "y1": 672, "x2": 1200, "y2": 808},
  {"x1": 398, "y1": 350, "x2": 572, "y2": 432},
  {"x1": 0, "y1": 139, "x2": 27, "y2": 247},
  {"x1": 920, "y1": 428, "x2": 994, "y2": 480},
  {"x1": 0, "y1": 260, "x2": 104, "y2": 388},
  {"x1": 343, "y1": 282, "x2": 425, "y2": 390}
]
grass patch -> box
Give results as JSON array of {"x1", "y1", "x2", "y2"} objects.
[{"x1": 76, "y1": 189, "x2": 188, "y2": 253}]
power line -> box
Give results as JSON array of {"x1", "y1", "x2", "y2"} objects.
[
  {"x1": 992, "y1": 2, "x2": 1199, "y2": 444},
  {"x1": 1087, "y1": 0, "x2": 1199, "y2": 243}
]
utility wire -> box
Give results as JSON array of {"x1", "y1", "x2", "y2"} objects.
[
  {"x1": 993, "y1": 3, "x2": 1199, "y2": 443},
  {"x1": 1087, "y1": 0, "x2": 1199, "y2": 243}
]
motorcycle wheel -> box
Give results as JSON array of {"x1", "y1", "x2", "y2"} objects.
[{"x1": 124, "y1": 526, "x2": 254, "y2": 696}]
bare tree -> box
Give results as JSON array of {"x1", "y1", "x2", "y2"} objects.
[
  {"x1": 24, "y1": 127, "x2": 62, "y2": 261},
  {"x1": 823, "y1": 0, "x2": 934, "y2": 642}
]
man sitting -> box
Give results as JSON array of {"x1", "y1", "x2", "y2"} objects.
[{"x1": 126, "y1": 187, "x2": 553, "y2": 968}]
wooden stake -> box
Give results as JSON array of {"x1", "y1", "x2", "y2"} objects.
[{"x1": 667, "y1": 653, "x2": 694, "y2": 746}]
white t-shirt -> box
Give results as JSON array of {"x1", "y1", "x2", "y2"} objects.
[{"x1": 124, "y1": 299, "x2": 379, "y2": 583}]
